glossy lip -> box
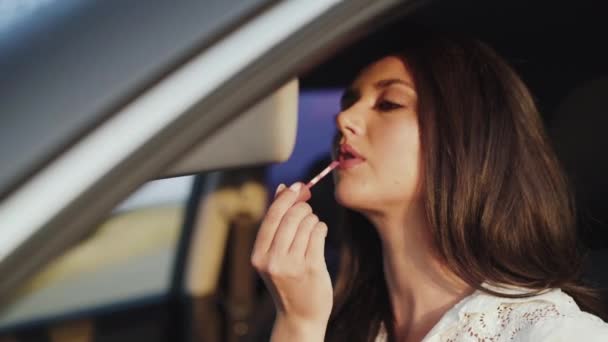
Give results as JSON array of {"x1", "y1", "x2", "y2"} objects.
[{"x1": 337, "y1": 143, "x2": 366, "y2": 169}]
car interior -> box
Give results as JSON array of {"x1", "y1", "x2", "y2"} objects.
[{"x1": 0, "y1": 1, "x2": 606, "y2": 341}]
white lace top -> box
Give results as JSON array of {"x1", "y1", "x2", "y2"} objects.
[{"x1": 375, "y1": 284, "x2": 608, "y2": 341}]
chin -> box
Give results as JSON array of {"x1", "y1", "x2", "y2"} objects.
[
  {"x1": 334, "y1": 181, "x2": 422, "y2": 215},
  {"x1": 334, "y1": 182, "x2": 374, "y2": 211}
]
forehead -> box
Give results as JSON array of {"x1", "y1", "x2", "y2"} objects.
[{"x1": 352, "y1": 56, "x2": 414, "y2": 89}]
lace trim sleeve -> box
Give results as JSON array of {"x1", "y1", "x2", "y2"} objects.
[{"x1": 441, "y1": 300, "x2": 566, "y2": 341}]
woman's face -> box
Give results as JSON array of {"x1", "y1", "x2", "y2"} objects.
[{"x1": 333, "y1": 56, "x2": 423, "y2": 214}]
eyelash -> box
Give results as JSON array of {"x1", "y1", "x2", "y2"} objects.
[{"x1": 375, "y1": 99, "x2": 403, "y2": 112}]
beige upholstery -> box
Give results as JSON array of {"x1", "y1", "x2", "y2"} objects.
[{"x1": 185, "y1": 181, "x2": 267, "y2": 297}]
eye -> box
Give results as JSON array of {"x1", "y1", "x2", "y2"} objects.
[{"x1": 375, "y1": 99, "x2": 403, "y2": 112}]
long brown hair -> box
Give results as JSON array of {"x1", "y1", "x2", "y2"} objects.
[{"x1": 326, "y1": 32, "x2": 606, "y2": 341}]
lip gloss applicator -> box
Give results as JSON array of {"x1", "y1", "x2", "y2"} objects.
[{"x1": 306, "y1": 160, "x2": 340, "y2": 190}]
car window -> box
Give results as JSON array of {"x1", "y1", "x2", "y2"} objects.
[{"x1": 0, "y1": 176, "x2": 194, "y2": 330}]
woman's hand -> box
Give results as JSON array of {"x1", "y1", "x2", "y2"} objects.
[{"x1": 251, "y1": 182, "x2": 333, "y2": 330}]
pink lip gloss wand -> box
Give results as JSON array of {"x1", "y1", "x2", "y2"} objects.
[{"x1": 306, "y1": 160, "x2": 340, "y2": 190}]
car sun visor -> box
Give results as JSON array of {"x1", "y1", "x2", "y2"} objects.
[{"x1": 163, "y1": 79, "x2": 298, "y2": 177}]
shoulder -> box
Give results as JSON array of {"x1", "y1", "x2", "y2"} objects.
[{"x1": 438, "y1": 285, "x2": 608, "y2": 341}]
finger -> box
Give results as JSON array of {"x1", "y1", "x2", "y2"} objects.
[
  {"x1": 270, "y1": 202, "x2": 312, "y2": 254},
  {"x1": 305, "y1": 222, "x2": 328, "y2": 264},
  {"x1": 253, "y1": 183, "x2": 304, "y2": 253},
  {"x1": 296, "y1": 184, "x2": 312, "y2": 202},
  {"x1": 289, "y1": 214, "x2": 319, "y2": 257}
]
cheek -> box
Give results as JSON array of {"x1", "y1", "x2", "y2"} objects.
[
  {"x1": 376, "y1": 129, "x2": 423, "y2": 201},
  {"x1": 379, "y1": 150, "x2": 421, "y2": 202}
]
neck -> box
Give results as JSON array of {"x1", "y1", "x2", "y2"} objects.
[{"x1": 365, "y1": 201, "x2": 473, "y2": 341}]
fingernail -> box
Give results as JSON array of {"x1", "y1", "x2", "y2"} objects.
[
  {"x1": 289, "y1": 183, "x2": 302, "y2": 192},
  {"x1": 275, "y1": 184, "x2": 286, "y2": 196}
]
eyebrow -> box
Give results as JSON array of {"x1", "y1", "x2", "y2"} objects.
[{"x1": 374, "y1": 78, "x2": 415, "y2": 92}]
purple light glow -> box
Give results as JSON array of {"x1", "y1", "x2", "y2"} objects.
[{"x1": 267, "y1": 89, "x2": 342, "y2": 191}]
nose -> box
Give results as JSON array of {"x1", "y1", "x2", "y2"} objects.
[{"x1": 336, "y1": 105, "x2": 364, "y2": 139}]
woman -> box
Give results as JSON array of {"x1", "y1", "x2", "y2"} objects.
[{"x1": 251, "y1": 32, "x2": 608, "y2": 341}]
